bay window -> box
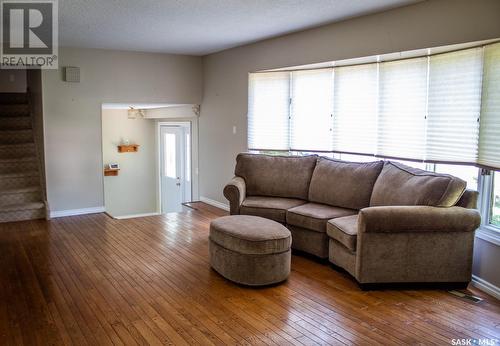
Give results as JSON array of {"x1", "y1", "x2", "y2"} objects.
[
  {"x1": 248, "y1": 41, "x2": 500, "y2": 234},
  {"x1": 248, "y1": 42, "x2": 500, "y2": 165}
]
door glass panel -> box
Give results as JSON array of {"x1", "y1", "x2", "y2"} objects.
[
  {"x1": 492, "y1": 172, "x2": 500, "y2": 227},
  {"x1": 164, "y1": 133, "x2": 176, "y2": 178}
]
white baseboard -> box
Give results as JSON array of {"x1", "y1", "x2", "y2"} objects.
[
  {"x1": 114, "y1": 212, "x2": 160, "y2": 220},
  {"x1": 472, "y1": 275, "x2": 500, "y2": 300},
  {"x1": 50, "y1": 206, "x2": 106, "y2": 218},
  {"x1": 199, "y1": 196, "x2": 229, "y2": 211}
]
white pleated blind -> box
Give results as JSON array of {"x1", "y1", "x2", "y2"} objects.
[
  {"x1": 290, "y1": 69, "x2": 334, "y2": 151},
  {"x1": 247, "y1": 42, "x2": 500, "y2": 169},
  {"x1": 333, "y1": 63, "x2": 378, "y2": 154},
  {"x1": 377, "y1": 58, "x2": 428, "y2": 160},
  {"x1": 248, "y1": 72, "x2": 290, "y2": 150},
  {"x1": 426, "y1": 48, "x2": 484, "y2": 163},
  {"x1": 479, "y1": 43, "x2": 500, "y2": 168}
]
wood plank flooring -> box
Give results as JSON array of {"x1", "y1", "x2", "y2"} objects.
[{"x1": 0, "y1": 202, "x2": 499, "y2": 345}]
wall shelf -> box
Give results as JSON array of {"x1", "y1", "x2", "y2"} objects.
[
  {"x1": 118, "y1": 144, "x2": 139, "y2": 153},
  {"x1": 104, "y1": 168, "x2": 120, "y2": 176}
]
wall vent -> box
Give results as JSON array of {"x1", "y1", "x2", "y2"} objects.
[{"x1": 64, "y1": 67, "x2": 80, "y2": 82}]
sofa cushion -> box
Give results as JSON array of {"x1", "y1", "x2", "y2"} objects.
[
  {"x1": 235, "y1": 153, "x2": 317, "y2": 200},
  {"x1": 370, "y1": 162, "x2": 466, "y2": 207},
  {"x1": 327, "y1": 215, "x2": 358, "y2": 252},
  {"x1": 209, "y1": 215, "x2": 291, "y2": 255},
  {"x1": 308, "y1": 158, "x2": 384, "y2": 210},
  {"x1": 287, "y1": 203, "x2": 357, "y2": 233},
  {"x1": 240, "y1": 196, "x2": 307, "y2": 223}
]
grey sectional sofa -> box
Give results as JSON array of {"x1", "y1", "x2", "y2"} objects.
[{"x1": 223, "y1": 153, "x2": 481, "y2": 287}]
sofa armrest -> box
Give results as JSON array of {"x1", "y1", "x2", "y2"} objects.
[
  {"x1": 358, "y1": 206, "x2": 481, "y2": 233},
  {"x1": 456, "y1": 189, "x2": 479, "y2": 209},
  {"x1": 223, "y1": 176, "x2": 246, "y2": 215}
]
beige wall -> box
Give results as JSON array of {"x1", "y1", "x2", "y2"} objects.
[
  {"x1": 473, "y1": 238, "x2": 500, "y2": 291},
  {"x1": 199, "y1": 0, "x2": 500, "y2": 289},
  {"x1": 102, "y1": 109, "x2": 157, "y2": 217},
  {"x1": 0, "y1": 70, "x2": 26, "y2": 92},
  {"x1": 26, "y1": 70, "x2": 47, "y2": 206},
  {"x1": 42, "y1": 47, "x2": 202, "y2": 212}
]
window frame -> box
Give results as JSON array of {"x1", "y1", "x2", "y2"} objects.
[
  {"x1": 248, "y1": 41, "x2": 500, "y2": 167},
  {"x1": 478, "y1": 171, "x2": 500, "y2": 244}
]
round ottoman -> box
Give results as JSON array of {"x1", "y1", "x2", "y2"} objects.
[{"x1": 209, "y1": 215, "x2": 292, "y2": 286}]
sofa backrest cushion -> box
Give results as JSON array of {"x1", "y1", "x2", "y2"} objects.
[
  {"x1": 308, "y1": 158, "x2": 384, "y2": 210},
  {"x1": 370, "y1": 161, "x2": 466, "y2": 207},
  {"x1": 235, "y1": 153, "x2": 317, "y2": 199}
]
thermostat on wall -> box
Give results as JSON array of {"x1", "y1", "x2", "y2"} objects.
[
  {"x1": 64, "y1": 66, "x2": 80, "y2": 82},
  {"x1": 108, "y1": 163, "x2": 120, "y2": 170}
]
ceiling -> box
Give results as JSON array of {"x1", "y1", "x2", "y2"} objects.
[{"x1": 59, "y1": 0, "x2": 420, "y2": 56}]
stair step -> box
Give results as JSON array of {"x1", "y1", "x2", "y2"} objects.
[
  {"x1": 0, "y1": 128, "x2": 33, "y2": 132},
  {"x1": 0, "y1": 104, "x2": 30, "y2": 117},
  {"x1": 0, "y1": 156, "x2": 36, "y2": 163},
  {"x1": 0, "y1": 116, "x2": 31, "y2": 130},
  {"x1": 0, "y1": 159, "x2": 38, "y2": 175},
  {"x1": 0, "y1": 174, "x2": 39, "y2": 190},
  {"x1": 0, "y1": 129, "x2": 34, "y2": 145},
  {"x1": 0, "y1": 188, "x2": 41, "y2": 206},
  {"x1": 0, "y1": 186, "x2": 39, "y2": 195},
  {"x1": 0, "y1": 128, "x2": 33, "y2": 133},
  {"x1": 0, "y1": 171, "x2": 38, "y2": 179},
  {"x1": 0, "y1": 208, "x2": 44, "y2": 223},
  {"x1": 0, "y1": 93, "x2": 28, "y2": 105},
  {"x1": 0, "y1": 187, "x2": 41, "y2": 206},
  {"x1": 0, "y1": 202, "x2": 44, "y2": 212},
  {"x1": 0, "y1": 142, "x2": 36, "y2": 159},
  {"x1": 0, "y1": 142, "x2": 34, "y2": 149}
]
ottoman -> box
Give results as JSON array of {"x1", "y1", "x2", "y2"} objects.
[{"x1": 209, "y1": 215, "x2": 292, "y2": 286}]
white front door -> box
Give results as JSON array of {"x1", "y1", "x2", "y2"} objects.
[{"x1": 160, "y1": 126, "x2": 189, "y2": 213}]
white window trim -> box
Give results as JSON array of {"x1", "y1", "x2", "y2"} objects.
[
  {"x1": 477, "y1": 227, "x2": 500, "y2": 246},
  {"x1": 477, "y1": 171, "x2": 500, "y2": 245}
]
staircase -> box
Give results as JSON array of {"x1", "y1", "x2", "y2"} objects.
[{"x1": 0, "y1": 92, "x2": 45, "y2": 222}]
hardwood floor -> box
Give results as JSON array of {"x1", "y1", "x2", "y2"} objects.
[{"x1": 0, "y1": 202, "x2": 499, "y2": 345}]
